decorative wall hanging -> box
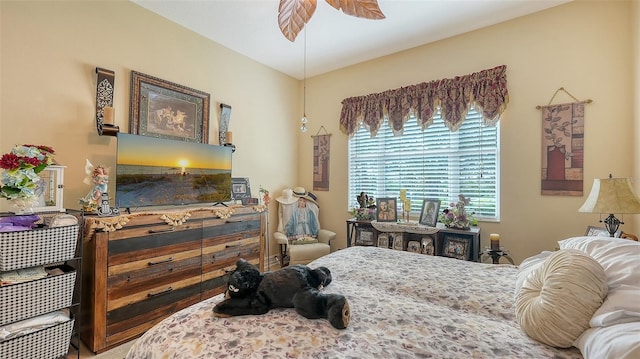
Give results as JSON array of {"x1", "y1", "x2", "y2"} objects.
[
  {"x1": 130, "y1": 71, "x2": 210, "y2": 143},
  {"x1": 95, "y1": 67, "x2": 119, "y2": 136},
  {"x1": 538, "y1": 87, "x2": 592, "y2": 196},
  {"x1": 312, "y1": 126, "x2": 331, "y2": 191},
  {"x1": 219, "y1": 103, "x2": 232, "y2": 146}
]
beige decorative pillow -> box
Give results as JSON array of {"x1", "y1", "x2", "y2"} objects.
[{"x1": 514, "y1": 249, "x2": 607, "y2": 348}]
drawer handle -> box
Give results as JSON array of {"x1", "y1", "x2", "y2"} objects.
[
  {"x1": 225, "y1": 243, "x2": 241, "y2": 248},
  {"x1": 148, "y1": 257, "x2": 174, "y2": 266},
  {"x1": 148, "y1": 287, "x2": 173, "y2": 297},
  {"x1": 148, "y1": 227, "x2": 175, "y2": 234}
]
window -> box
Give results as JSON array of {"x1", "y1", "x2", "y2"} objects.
[{"x1": 348, "y1": 109, "x2": 500, "y2": 221}]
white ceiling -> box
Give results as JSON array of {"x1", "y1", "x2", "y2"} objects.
[{"x1": 131, "y1": 0, "x2": 571, "y2": 80}]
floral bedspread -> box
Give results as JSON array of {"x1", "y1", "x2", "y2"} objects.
[{"x1": 126, "y1": 246, "x2": 582, "y2": 359}]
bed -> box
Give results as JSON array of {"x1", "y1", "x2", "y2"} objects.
[{"x1": 126, "y1": 237, "x2": 640, "y2": 359}]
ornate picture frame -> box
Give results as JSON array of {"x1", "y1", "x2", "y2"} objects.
[
  {"x1": 130, "y1": 71, "x2": 210, "y2": 143},
  {"x1": 419, "y1": 198, "x2": 441, "y2": 226},
  {"x1": 376, "y1": 197, "x2": 397, "y2": 222},
  {"x1": 377, "y1": 233, "x2": 389, "y2": 248},
  {"x1": 356, "y1": 227, "x2": 375, "y2": 246},
  {"x1": 442, "y1": 235, "x2": 471, "y2": 260}
]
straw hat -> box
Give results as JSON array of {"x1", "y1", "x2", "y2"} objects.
[
  {"x1": 292, "y1": 186, "x2": 319, "y2": 207},
  {"x1": 276, "y1": 188, "x2": 298, "y2": 205}
]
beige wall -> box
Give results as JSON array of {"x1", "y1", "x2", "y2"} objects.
[
  {"x1": 2, "y1": 1, "x2": 638, "y2": 264},
  {"x1": 301, "y1": 0, "x2": 639, "y2": 263},
  {"x1": 1, "y1": 1, "x2": 300, "y2": 257},
  {"x1": 633, "y1": 0, "x2": 640, "y2": 234}
]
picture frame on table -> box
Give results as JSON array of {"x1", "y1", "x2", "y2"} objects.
[
  {"x1": 584, "y1": 225, "x2": 621, "y2": 238},
  {"x1": 419, "y1": 198, "x2": 441, "y2": 227},
  {"x1": 377, "y1": 233, "x2": 389, "y2": 248},
  {"x1": 130, "y1": 71, "x2": 210, "y2": 143},
  {"x1": 442, "y1": 235, "x2": 471, "y2": 260},
  {"x1": 376, "y1": 197, "x2": 397, "y2": 222},
  {"x1": 231, "y1": 177, "x2": 252, "y2": 200},
  {"x1": 392, "y1": 233, "x2": 404, "y2": 251},
  {"x1": 356, "y1": 228, "x2": 375, "y2": 246}
]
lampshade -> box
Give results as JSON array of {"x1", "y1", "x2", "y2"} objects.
[{"x1": 579, "y1": 177, "x2": 640, "y2": 214}]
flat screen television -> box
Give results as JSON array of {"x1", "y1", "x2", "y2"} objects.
[{"x1": 115, "y1": 133, "x2": 232, "y2": 209}]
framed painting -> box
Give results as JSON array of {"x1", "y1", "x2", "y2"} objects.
[
  {"x1": 356, "y1": 228, "x2": 375, "y2": 246},
  {"x1": 391, "y1": 233, "x2": 404, "y2": 251},
  {"x1": 442, "y1": 235, "x2": 471, "y2": 260},
  {"x1": 584, "y1": 225, "x2": 620, "y2": 238},
  {"x1": 376, "y1": 197, "x2": 397, "y2": 222},
  {"x1": 377, "y1": 233, "x2": 389, "y2": 248},
  {"x1": 421, "y1": 236, "x2": 435, "y2": 255},
  {"x1": 231, "y1": 177, "x2": 251, "y2": 200},
  {"x1": 130, "y1": 71, "x2": 210, "y2": 143},
  {"x1": 419, "y1": 198, "x2": 441, "y2": 226}
]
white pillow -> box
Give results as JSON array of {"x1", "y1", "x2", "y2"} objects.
[
  {"x1": 590, "y1": 285, "x2": 640, "y2": 327},
  {"x1": 515, "y1": 249, "x2": 608, "y2": 348},
  {"x1": 558, "y1": 236, "x2": 640, "y2": 290},
  {"x1": 575, "y1": 322, "x2": 640, "y2": 359}
]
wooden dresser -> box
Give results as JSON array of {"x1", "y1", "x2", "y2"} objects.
[{"x1": 80, "y1": 206, "x2": 265, "y2": 353}]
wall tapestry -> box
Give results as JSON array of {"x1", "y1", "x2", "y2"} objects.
[
  {"x1": 312, "y1": 126, "x2": 330, "y2": 191},
  {"x1": 539, "y1": 88, "x2": 592, "y2": 196}
]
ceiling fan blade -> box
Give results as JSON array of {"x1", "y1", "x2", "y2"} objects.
[
  {"x1": 325, "y1": 0, "x2": 385, "y2": 20},
  {"x1": 278, "y1": 0, "x2": 317, "y2": 42}
]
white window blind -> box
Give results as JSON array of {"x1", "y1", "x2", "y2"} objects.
[{"x1": 348, "y1": 109, "x2": 500, "y2": 221}]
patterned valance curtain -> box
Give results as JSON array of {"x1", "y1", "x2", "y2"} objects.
[{"x1": 339, "y1": 65, "x2": 509, "y2": 137}]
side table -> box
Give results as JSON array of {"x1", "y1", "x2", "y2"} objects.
[{"x1": 482, "y1": 248, "x2": 514, "y2": 264}]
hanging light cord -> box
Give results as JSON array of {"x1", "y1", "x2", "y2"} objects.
[
  {"x1": 300, "y1": 28, "x2": 308, "y2": 132},
  {"x1": 303, "y1": 27, "x2": 306, "y2": 117}
]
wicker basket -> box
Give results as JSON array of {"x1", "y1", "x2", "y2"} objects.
[
  {"x1": 0, "y1": 224, "x2": 79, "y2": 271},
  {"x1": 0, "y1": 317, "x2": 74, "y2": 359},
  {"x1": 0, "y1": 265, "x2": 76, "y2": 326}
]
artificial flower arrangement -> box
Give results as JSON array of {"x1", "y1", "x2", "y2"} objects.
[
  {"x1": 0, "y1": 144, "x2": 55, "y2": 200},
  {"x1": 259, "y1": 186, "x2": 271, "y2": 205},
  {"x1": 438, "y1": 194, "x2": 478, "y2": 229}
]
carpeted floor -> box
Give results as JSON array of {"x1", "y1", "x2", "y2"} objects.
[{"x1": 75, "y1": 340, "x2": 135, "y2": 359}]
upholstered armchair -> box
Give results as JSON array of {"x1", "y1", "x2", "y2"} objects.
[{"x1": 273, "y1": 187, "x2": 336, "y2": 266}]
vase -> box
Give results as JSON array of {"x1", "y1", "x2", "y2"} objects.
[{"x1": 9, "y1": 197, "x2": 38, "y2": 215}]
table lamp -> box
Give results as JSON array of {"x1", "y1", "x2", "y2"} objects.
[{"x1": 579, "y1": 175, "x2": 640, "y2": 237}]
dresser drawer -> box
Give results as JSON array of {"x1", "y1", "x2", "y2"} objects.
[
  {"x1": 106, "y1": 248, "x2": 202, "y2": 309},
  {"x1": 105, "y1": 283, "x2": 201, "y2": 339},
  {"x1": 108, "y1": 222, "x2": 203, "y2": 265},
  {"x1": 201, "y1": 218, "x2": 261, "y2": 299}
]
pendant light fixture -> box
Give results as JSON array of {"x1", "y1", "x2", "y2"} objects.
[{"x1": 300, "y1": 27, "x2": 308, "y2": 133}]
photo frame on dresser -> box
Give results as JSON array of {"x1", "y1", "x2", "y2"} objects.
[
  {"x1": 231, "y1": 177, "x2": 252, "y2": 200},
  {"x1": 442, "y1": 235, "x2": 471, "y2": 260}
]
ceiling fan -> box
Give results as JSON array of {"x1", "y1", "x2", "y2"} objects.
[{"x1": 278, "y1": 0, "x2": 385, "y2": 42}]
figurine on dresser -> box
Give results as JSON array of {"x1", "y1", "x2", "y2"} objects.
[{"x1": 79, "y1": 160, "x2": 119, "y2": 216}]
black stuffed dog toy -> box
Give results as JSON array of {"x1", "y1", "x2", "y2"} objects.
[{"x1": 213, "y1": 259, "x2": 350, "y2": 329}]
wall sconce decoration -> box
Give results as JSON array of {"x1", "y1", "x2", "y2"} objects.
[
  {"x1": 95, "y1": 67, "x2": 119, "y2": 136},
  {"x1": 219, "y1": 103, "x2": 232, "y2": 145},
  {"x1": 223, "y1": 130, "x2": 236, "y2": 153}
]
